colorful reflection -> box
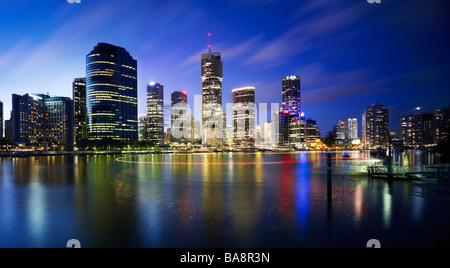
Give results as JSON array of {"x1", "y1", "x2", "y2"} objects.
[{"x1": 0, "y1": 152, "x2": 450, "y2": 248}]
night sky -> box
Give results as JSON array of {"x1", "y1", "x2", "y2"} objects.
[{"x1": 1, "y1": 0, "x2": 449, "y2": 136}]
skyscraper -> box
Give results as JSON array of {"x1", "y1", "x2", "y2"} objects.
[
  {"x1": 435, "y1": 105, "x2": 450, "y2": 143},
  {"x1": 401, "y1": 112, "x2": 435, "y2": 146},
  {"x1": 171, "y1": 91, "x2": 190, "y2": 144},
  {"x1": 146, "y1": 82, "x2": 164, "y2": 145},
  {"x1": 201, "y1": 35, "x2": 224, "y2": 146},
  {"x1": 282, "y1": 76, "x2": 301, "y2": 114},
  {"x1": 348, "y1": 118, "x2": 358, "y2": 141},
  {"x1": 362, "y1": 103, "x2": 390, "y2": 147},
  {"x1": 86, "y1": 43, "x2": 138, "y2": 141},
  {"x1": 232, "y1": 87, "x2": 256, "y2": 146},
  {"x1": 73, "y1": 78, "x2": 87, "y2": 146}
]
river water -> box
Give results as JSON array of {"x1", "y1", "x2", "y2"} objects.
[{"x1": 1, "y1": 151, "x2": 449, "y2": 248}]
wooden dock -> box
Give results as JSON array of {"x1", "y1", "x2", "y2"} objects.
[{"x1": 368, "y1": 164, "x2": 450, "y2": 182}]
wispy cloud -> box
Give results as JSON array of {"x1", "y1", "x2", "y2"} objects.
[
  {"x1": 245, "y1": 3, "x2": 367, "y2": 67},
  {"x1": 182, "y1": 34, "x2": 263, "y2": 72}
]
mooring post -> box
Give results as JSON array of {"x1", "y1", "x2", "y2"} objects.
[
  {"x1": 327, "y1": 150, "x2": 332, "y2": 200},
  {"x1": 387, "y1": 145, "x2": 394, "y2": 180}
]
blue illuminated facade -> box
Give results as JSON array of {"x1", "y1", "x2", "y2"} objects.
[{"x1": 86, "y1": 43, "x2": 138, "y2": 141}]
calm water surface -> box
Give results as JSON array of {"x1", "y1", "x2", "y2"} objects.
[{"x1": 1, "y1": 151, "x2": 449, "y2": 248}]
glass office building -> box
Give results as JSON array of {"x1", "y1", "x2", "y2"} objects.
[
  {"x1": 201, "y1": 51, "x2": 224, "y2": 146},
  {"x1": 282, "y1": 76, "x2": 301, "y2": 115},
  {"x1": 86, "y1": 43, "x2": 138, "y2": 141}
]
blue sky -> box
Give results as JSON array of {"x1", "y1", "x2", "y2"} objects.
[{"x1": 1, "y1": 0, "x2": 449, "y2": 135}]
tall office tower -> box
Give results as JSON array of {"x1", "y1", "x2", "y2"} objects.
[
  {"x1": 12, "y1": 94, "x2": 46, "y2": 144},
  {"x1": 86, "y1": 43, "x2": 138, "y2": 141},
  {"x1": 282, "y1": 75, "x2": 301, "y2": 114},
  {"x1": 362, "y1": 102, "x2": 390, "y2": 147},
  {"x1": 146, "y1": 82, "x2": 165, "y2": 145},
  {"x1": 335, "y1": 119, "x2": 348, "y2": 141},
  {"x1": 276, "y1": 110, "x2": 291, "y2": 147},
  {"x1": 171, "y1": 91, "x2": 190, "y2": 144},
  {"x1": 45, "y1": 97, "x2": 74, "y2": 150},
  {"x1": 435, "y1": 105, "x2": 450, "y2": 143},
  {"x1": 73, "y1": 78, "x2": 87, "y2": 146},
  {"x1": 348, "y1": 118, "x2": 358, "y2": 141},
  {"x1": 201, "y1": 34, "x2": 224, "y2": 146},
  {"x1": 0, "y1": 101, "x2": 3, "y2": 139},
  {"x1": 138, "y1": 114, "x2": 147, "y2": 141},
  {"x1": 401, "y1": 112, "x2": 435, "y2": 146},
  {"x1": 305, "y1": 119, "x2": 321, "y2": 146},
  {"x1": 232, "y1": 87, "x2": 256, "y2": 146},
  {"x1": 276, "y1": 110, "x2": 305, "y2": 148}
]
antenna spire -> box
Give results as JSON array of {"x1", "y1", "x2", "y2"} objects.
[{"x1": 208, "y1": 33, "x2": 212, "y2": 53}]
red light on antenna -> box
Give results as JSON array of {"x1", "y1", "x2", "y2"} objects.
[
  {"x1": 208, "y1": 33, "x2": 211, "y2": 37},
  {"x1": 182, "y1": 91, "x2": 187, "y2": 95}
]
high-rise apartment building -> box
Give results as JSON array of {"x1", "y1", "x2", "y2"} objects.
[
  {"x1": 362, "y1": 102, "x2": 390, "y2": 147},
  {"x1": 5, "y1": 116, "x2": 12, "y2": 141},
  {"x1": 86, "y1": 43, "x2": 138, "y2": 141},
  {"x1": 146, "y1": 82, "x2": 165, "y2": 145},
  {"x1": 435, "y1": 105, "x2": 450, "y2": 143},
  {"x1": 305, "y1": 119, "x2": 321, "y2": 146},
  {"x1": 12, "y1": 94, "x2": 46, "y2": 144},
  {"x1": 348, "y1": 118, "x2": 358, "y2": 140},
  {"x1": 138, "y1": 114, "x2": 147, "y2": 141},
  {"x1": 171, "y1": 91, "x2": 190, "y2": 144},
  {"x1": 401, "y1": 112, "x2": 435, "y2": 146},
  {"x1": 276, "y1": 110, "x2": 305, "y2": 148},
  {"x1": 45, "y1": 97, "x2": 74, "y2": 150},
  {"x1": 232, "y1": 87, "x2": 255, "y2": 146},
  {"x1": 335, "y1": 119, "x2": 348, "y2": 141},
  {"x1": 12, "y1": 94, "x2": 73, "y2": 149},
  {"x1": 73, "y1": 78, "x2": 87, "y2": 145}
]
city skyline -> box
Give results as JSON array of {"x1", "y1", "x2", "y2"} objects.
[{"x1": 1, "y1": 0, "x2": 449, "y2": 136}]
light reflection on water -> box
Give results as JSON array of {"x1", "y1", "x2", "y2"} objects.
[{"x1": 0, "y1": 151, "x2": 450, "y2": 248}]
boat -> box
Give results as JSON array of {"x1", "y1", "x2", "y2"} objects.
[{"x1": 343, "y1": 153, "x2": 351, "y2": 159}]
